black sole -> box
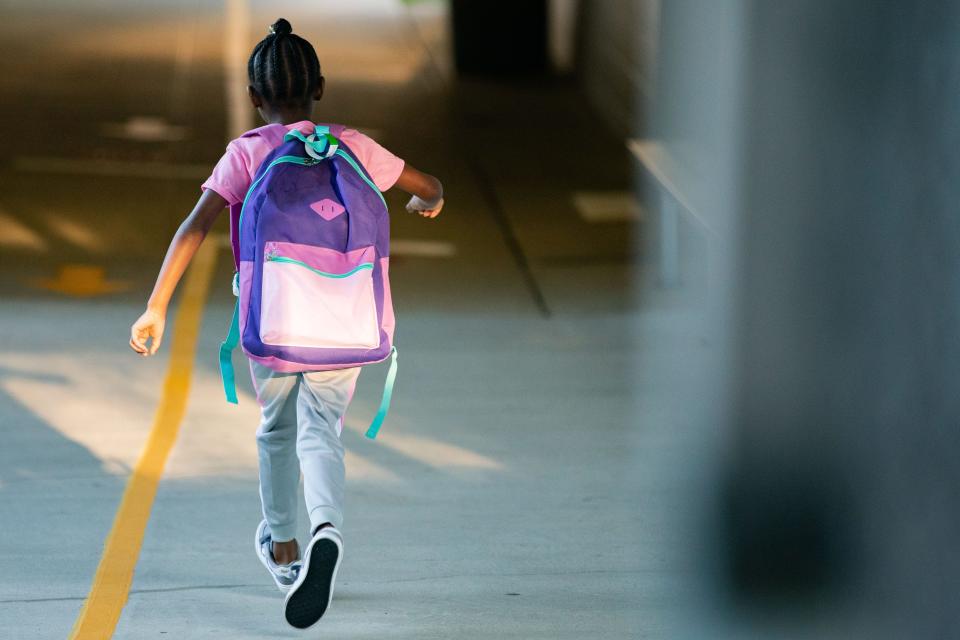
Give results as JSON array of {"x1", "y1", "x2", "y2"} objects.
[{"x1": 284, "y1": 538, "x2": 339, "y2": 629}]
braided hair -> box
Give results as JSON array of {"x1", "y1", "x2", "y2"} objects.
[{"x1": 248, "y1": 18, "x2": 322, "y2": 108}]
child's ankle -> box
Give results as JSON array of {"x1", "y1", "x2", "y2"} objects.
[{"x1": 272, "y1": 539, "x2": 299, "y2": 565}]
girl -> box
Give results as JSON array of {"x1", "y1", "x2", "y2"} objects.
[{"x1": 129, "y1": 18, "x2": 443, "y2": 629}]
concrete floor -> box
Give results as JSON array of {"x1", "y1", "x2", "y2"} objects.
[{"x1": 0, "y1": 1, "x2": 646, "y2": 638}]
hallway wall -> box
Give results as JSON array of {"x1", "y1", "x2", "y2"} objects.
[{"x1": 576, "y1": 0, "x2": 659, "y2": 136}]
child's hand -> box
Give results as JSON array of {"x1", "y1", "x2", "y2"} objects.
[
  {"x1": 405, "y1": 196, "x2": 444, "y2": 219},
  {"x1": 130, "y1": 308, "x2": 166, "y2": 356}
]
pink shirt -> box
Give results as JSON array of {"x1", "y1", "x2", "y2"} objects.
[{"x1": 202, "y1": 120, "x2": 405, "y2": 267}]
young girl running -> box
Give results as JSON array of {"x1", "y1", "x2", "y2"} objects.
[{"x1": 128, "y1": 18, "x2": 443, "y2": 629}]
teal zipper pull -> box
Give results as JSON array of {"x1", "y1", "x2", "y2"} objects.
[{"x1": 265, "y1": 255, "x2": 374, "y2": 278}]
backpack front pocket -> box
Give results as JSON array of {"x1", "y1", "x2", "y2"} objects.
[{"x1": 259, "y1": 242, "x2": 381, "y2": 350}]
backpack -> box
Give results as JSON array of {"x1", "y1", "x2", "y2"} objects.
[{"x1": 218, "y1": 123, "x2": 398, "y2": 439}]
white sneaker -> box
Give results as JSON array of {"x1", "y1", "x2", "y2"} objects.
[
  {"x1": 254, "y1": 519, "x2": 301, "y2": 593},
  {"x1": 283, "y1": 526, "x2": 343, "y2": 629}
]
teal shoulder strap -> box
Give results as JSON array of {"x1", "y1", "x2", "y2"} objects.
[
  {"x1": 219, "y1": 299, "x2": 240, "y2": 404},
  {"x1": 366, "y1": 346, "x2": 398, "y2": 439}
]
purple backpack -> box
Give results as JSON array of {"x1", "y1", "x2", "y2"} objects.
[{"x1": 219, "y1": 123, "x2": 397, "y2": 438}]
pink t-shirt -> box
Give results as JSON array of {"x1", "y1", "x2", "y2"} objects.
[{"x1": 202, "y1": 120, "x2": 405, "y2": 267}]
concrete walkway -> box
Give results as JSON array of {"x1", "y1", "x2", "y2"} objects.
[{"x1": 0, "y1": 2, "x2": 644, "y2": 638}]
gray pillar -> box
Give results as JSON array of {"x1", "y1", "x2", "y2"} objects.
[{"x1": 640, "y1": 1, "x2": 960, "y2": 637}]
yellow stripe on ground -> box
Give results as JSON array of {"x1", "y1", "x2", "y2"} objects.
[{"x1": 68, "y1": 239, "x2": 218, "y2": 639}]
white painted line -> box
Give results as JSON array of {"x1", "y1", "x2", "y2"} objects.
[
  {"x1": 391, "y1": 239, "x2": 457, "y2": 258},
  {"x1": 44, "y1": 213, "x2": 104, "y2": 253},
  {"x1": 572, "y1": 191, "x2": 644, "y2": 223},
  {"x1": 0, "y1": 210, "x2": 46, "y2": 251},
  {"x1": 627, "y1": 138, "x2": 715, "y2": 236},
  {"x1": 225, "y1": 0, "x2": 254, "y2": 139},
  {"x1": 13, "y1": 157, "x2": 210, "y2": 180},
  {"x1": 100, "y1": 116, "x2": 188, "y2": 142}
]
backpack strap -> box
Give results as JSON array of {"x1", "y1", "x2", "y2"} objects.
[
  {"x1": 218, "y1": 124, "x2": 284, "y2": 405},
  {"x1": 365, "y1": 346, "x2": 398, "y2": 439},
  {"x1": 285, "y1": 125, "x2": 339, "y2": 160},
  {"x1": 219, "y1": 298, "x2": 241, "y2": 404}
]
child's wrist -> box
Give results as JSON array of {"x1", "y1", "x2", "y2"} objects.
[{"x1": 407, "y1": 195, "x2": 443, "y2": 211}]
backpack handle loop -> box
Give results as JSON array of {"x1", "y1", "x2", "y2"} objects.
[{"x1": 284, "y1": 125, "x2": 339, "y2": 161}]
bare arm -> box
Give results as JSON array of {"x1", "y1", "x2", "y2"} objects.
[
  {"x1": 129, "y1": 189, "x2": 228, "y2": 355},
  {"x1": 393, "y1": 164, "x2": 444, "y2": 219}
]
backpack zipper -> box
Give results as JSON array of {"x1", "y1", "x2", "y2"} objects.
[{"x1": 265, "y1": 254, "x2": 374, "y2": 279}]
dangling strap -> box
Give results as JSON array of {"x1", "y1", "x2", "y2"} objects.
[
  {"x1": 219, "y1": 299, "x2": 240, "y2": 404},
  {"x1": 365, "y1": 346, "x2": 398, "y2": 439}
]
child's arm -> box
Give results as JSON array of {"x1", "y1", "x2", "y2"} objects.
[
  {"x1": 393, "y1": 165, "x2": 444, "y2": 219},
  {"x1": 129, "y1": 189, "x2": 228, "y2": 356}
]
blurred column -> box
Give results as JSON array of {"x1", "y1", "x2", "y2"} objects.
[{"x1": 641, "y1": 0, "x2": 960, "y2": 637}]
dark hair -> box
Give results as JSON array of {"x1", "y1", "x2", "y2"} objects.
[{"x1": 248, "y1": 18, "x2": 321, "y2": 108}]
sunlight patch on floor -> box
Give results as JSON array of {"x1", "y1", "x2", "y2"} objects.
[
  {"x1": 162, "y1": 369, "x2": 261, "y2": 480},
  {"x1": 0, "y1": 352, "x2": 162, "y2": 475},
  {"x1": 343, "y1": 416, "x2": 503, "y2": 471},
  {"x1": 345, "y1": 450, "x2": 402, "y2": 483}
]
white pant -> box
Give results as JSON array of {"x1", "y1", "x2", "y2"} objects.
[{"x1": 249, "y1": 360, "x2": 361, "y2": 542}]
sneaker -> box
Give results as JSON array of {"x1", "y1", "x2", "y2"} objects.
[
  {"x1": 255, "y1": 519, "x2": 301, "y2": 593},
  {"x1": 283, "y1": 526, "x2": 343, "y2": 629}
]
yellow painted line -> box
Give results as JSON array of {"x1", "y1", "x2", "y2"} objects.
[
  {"x1": 33, "y1": 264, "x2": 129, "y2": 298},
  {"x1": 68, "y1": 239, "x2": 218, "y2": 639}
]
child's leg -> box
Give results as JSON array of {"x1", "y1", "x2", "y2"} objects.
[
  {"x1": 295, "y1": 367, "x2": 361, "y2": 534},
  {"x1": 250, "y1": 361, "x2": 301, "y2": 544}
]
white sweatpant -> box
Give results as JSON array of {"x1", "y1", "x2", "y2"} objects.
[{"x1": 249, "y1": 360, "x2": 361, "y2": 543}]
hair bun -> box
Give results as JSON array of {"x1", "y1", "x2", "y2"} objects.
[{"x1": 269, "y1": 18, "x2": 292, "y2": 35}]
